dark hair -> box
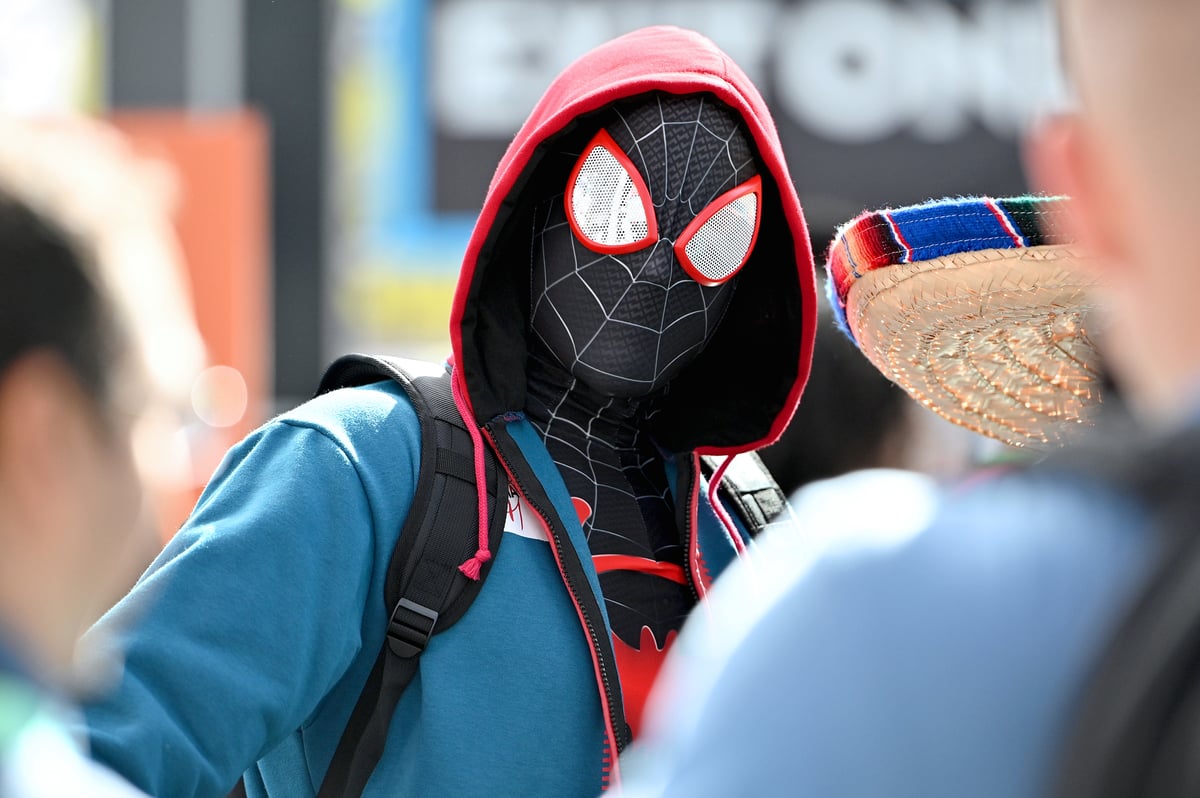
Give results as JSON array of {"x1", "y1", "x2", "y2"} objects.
[{"x1": 0, "y1": 189, "x2": 124, "y2": 407}]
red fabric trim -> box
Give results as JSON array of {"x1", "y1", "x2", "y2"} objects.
[
  {"x1": 600, "y1": 737, "x2": 615, "y2": 791},
  {"x1": 705, "y1": 453, "x2": 746, "y2": 555},
  {"x1": 451, "y1": 26, "x2": 817, "y2": 455},
  {"x1": 591, "y1": 554, "x2": 687, "y2": 584},
  {"x1": 674, "y1": 175, "x2": 762, "y2": 286},
  {"x1": 611, "y1": 626, "x2": 678, "y2": 740},
  {"x1": 566, "y1": 129, "x2": 658, "y2": 255}
]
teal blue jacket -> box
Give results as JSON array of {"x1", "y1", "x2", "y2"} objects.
[{"x1": 83, "y1": 380, "x2": 753, "y2": 797}]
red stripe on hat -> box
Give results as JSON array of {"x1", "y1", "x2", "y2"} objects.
[
  {"x1": 985, "y1": 197, "x2": 1026, "y2": 247},
  {"x1": 883, "y1": 211, "x2": 913, "y2": 264}
]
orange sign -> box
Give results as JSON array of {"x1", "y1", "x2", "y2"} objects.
[{"x1": 110, "y1": 110, "x2": 271, "y2": 541}]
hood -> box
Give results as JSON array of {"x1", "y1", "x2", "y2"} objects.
[{"x1": 449, "y1": 25, "x2": 816, "y2": 455}]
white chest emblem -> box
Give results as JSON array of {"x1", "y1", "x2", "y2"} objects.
[{"x1": 503, "y1": 485, "x2": 549, "y2": 542}]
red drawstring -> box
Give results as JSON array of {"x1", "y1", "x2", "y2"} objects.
[
  {"x1": 451, "y1": 368, "x2": 492, "y2": 580},
  {"x1": 448, "y1": 363, "x2": 743, "y2": 576},
  {"x1": 707, "y1": 454, "x2": 747, "y2": 556}
]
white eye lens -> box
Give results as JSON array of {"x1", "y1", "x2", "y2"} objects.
[
  {"x1": 676, "y1": 176, "x2": 762, "y2": 286},
  {"x1": 566, "y1": 130, "x2": 657, "y2": 253}
]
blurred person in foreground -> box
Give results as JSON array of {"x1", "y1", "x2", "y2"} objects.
[
  {"x1": 739, "y1": 285, "x2": 984, "y2": 642},
  {"x1": 612, "y1": 0, "x2": 1200, "y2": 796},
  {"x1": 0, "y1": 116, "x2": 205, "y2": 795}
]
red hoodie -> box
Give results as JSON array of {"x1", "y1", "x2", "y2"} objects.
[{"x1": 449, "y1": 25, "x2": 817, "y2": 456}]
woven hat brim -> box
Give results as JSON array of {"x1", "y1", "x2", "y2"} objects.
[{"x1": 844, "y1": 243, "x2": 1104, "y2": 449}]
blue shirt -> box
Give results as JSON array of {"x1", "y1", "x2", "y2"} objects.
[{"x1": 614, "y1": 466, "x2": 1156, "y2": 797}]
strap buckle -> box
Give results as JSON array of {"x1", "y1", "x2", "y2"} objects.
[{"x1": 387, "y1": 598, "x2": 439, "y2": 658}]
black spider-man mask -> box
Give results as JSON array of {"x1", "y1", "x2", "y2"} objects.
[{"x1": 530, "y1": 93, "x2": 761, "y2": 398}]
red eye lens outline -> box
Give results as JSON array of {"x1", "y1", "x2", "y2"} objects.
[
  {"x1": 674, "y1": 175, "x2": 763, "y2": 287},
  {"x1": 565, "y1": 129, "x2": 659, "y2": 255}
]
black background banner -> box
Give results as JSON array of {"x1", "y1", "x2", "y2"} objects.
[{"x1": 426, "y1": 0, "x2": 1067, "y2": 246}]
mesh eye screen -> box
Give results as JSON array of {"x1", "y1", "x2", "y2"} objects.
[
  {"x1": 676, "y1": 176, "x2": 762, "y2": 286},
  {"x1": 567, "y1": 130, "x2": 657, "y2": 254}
]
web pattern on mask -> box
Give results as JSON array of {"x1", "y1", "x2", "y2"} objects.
[
  {"x1": 524, "y1": 363, "x2": 691, "y2": 645},
  {"x1": 531, "y1": 203, "x2": 734, "y2": 393},
  {"x1": 527, "y1": 93, "x2": 758, "y2": 646},
  {"x1": 555, "y1": 412, "x2": 689, "y2": 646},
  {"x1": 530, "y1": 93, "x2": 757, "y2": 396}
]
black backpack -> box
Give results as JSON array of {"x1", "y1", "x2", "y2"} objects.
[
  {"x1": 220, "y1": 354, "x2": 787, "y2": 797},
  {"x1": 312, "y1": 355, "x2": 509, "y2": 796},
  {"x1": 1049, "y1": 422, "x2": 1200, "y2": 798}
]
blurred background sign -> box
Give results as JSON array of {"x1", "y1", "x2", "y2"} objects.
[
  {"x1": 0, "y1": 0, "x2": 1066, "y2": 405},
  {"x1": 109, "y1": 111, "x2": 269, "y2": 538},
  {"x1": 0, "y1": 0, "x2": 1066, "y2": 523},
  {"x1": 0, "y1": 0, "x2": 272, "y2": 538},
  {"x1": 329, "y1": 0, "x2": 1067, "y2": 362},
  {"x1": 0, "y1": 0, "x2": 93, "y2": 113}
]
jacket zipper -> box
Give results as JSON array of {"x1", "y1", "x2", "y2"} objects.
[
  {"x1": 483, "y1": 422, "x2": 631, "y2": 760},
  {"x1": 680, "y1": 453, "x2": 704, "y2": 602}
]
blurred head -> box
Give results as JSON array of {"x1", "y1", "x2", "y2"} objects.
[
  {"x1": 0, "y1": 117, "x2": 204, "y2": 681},
  {"x1": 1026, "y1": 0, "x2": 1200, "y2": 424}
]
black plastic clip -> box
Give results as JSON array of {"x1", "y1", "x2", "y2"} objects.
[{"x1": 387, "y1": 598, "x2": 439, "y2": 658}]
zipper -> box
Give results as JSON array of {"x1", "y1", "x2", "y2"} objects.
[
  {"x1": 483, "y1": 421, "x2": 631, "y2": 760},
  {"x1": 679, "y1": 453, "x2": 703, "y2": 602}
]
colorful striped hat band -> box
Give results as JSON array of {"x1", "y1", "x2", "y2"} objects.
[{"x1": 826, "y1": 195, "x2": 1103, "y2": 450}]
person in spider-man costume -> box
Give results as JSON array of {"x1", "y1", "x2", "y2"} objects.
[
  {"x1": 79, "y1": 26, "x2": 818, "y2": 797},
  {"x1": 527, "y1": 91, "x2": 773, "y2": 738}
]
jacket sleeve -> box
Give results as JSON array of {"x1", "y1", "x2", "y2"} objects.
[{"x1": 80, "y1": 412, "x2": 402, "y2": 798}]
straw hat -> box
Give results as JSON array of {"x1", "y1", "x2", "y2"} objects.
[{"x1": 825, "y1": 195, "x2": 1104, "y2": 450}]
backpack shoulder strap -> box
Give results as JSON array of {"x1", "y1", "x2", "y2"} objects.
[
  {"x1": 700, "y1": 451, "x2": 791, "y2": 537},
  {"x1": 314, "y1": 354, "x2": 508, "y2": 797},
  {"x1": 1049, "y1": 421, "x2": 1200, "y2": 798}
]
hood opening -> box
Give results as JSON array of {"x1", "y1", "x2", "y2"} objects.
[
  {"x1": 459, "y1": 114, "x2": 595, "y2": 424},
  {"x1": 453, "y1": 81, "x2": 811, "y2": 458}
]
